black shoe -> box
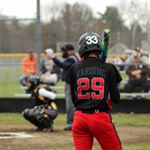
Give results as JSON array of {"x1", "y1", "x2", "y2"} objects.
[
  {"x1": 36, "y1": 127, "x2": 43, "y2": 131},
  {"x1": 43, "y1": 127, "x2": 53, "y2": 132},
  {"x1": 64, "y1": 124, "x2": 72, "y2": 131}
]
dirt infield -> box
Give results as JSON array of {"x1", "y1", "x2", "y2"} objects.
[{"x1": 0, "y1": 124, "x2": 150, "y2": 150}]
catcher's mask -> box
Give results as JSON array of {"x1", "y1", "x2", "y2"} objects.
[{"x1": 27, "y1": 75, "x2": 40, "y2": 89}]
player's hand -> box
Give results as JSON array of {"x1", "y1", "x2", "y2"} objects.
[
  {"x1": 48, "y1": 54, "x2": 55, "y2": 59},
  {"x1": 103, "y1": 29, "x2": 110, "y2": 45},
  {"x1": 100, "y1": 28, "x2": 110, "y2": 63}
]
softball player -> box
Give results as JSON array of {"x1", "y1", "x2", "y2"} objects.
[
  {"x1": 64, "y1": 32, "x2": 122, "y2": 150},
  {"x1": 22, "y1": 75, "x2": 57, "y2": 132}
]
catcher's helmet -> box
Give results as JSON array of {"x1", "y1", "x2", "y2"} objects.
[
  {"x1": 27, "y1": 75, "x2": 40, "y2": 86},
  {"x1": 78, "y1": 32, "x2": 102, "y2": 57}
]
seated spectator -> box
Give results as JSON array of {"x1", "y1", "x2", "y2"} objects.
[
  {"x1": 106, "y1": 57, "x2": 124, "y2": 71},
  {"x1": 125, "y1": 47, "x2": 148, "y2": 69},
  {"x1": 124, "y1": 50, "x2": 150, "y2": 93},
  {"x1": 40, "y1": 48, "x2": 61, "y2": 83},
  {"x1": 20, "y1": 49, "x2": 37, "y2": 88}
]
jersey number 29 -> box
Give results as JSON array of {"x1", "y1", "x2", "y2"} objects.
[{"x1": 77, "y1": 77, "x2": 104, "y2": 100}]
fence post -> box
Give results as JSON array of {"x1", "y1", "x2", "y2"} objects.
[
  {"x1": 35, "y1": 0, "x2": 41, "y2": 75},
  {"x1": 148, "y1": 53, "x2": 150, "y2": 64}
]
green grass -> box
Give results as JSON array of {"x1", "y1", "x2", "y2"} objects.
[
  {"x1": 0, "y1": 66, "x2": 65, "y2": 97},
  {"x1": 0, "y1": 113, "x2": 67, "y2": 125},
  {"x1": 0, "y1": 112, "x2": 29, "y2": 124},
  {"x1": 122, "y1": 144, "x2": 150, "y2": 150},
  {"x1": 0, "y1": 113, "x2": 150, "y2": 127},
  {"x1": 0, "y1": 66, "x2": 23, "y2": 97},
  {"x1": 112, "y1": 113, "x2": 150, "y2": 127}
]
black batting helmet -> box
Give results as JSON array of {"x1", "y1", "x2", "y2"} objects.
[{"x1": 78, "y1": 32, "x2": 102, "y2": 57}]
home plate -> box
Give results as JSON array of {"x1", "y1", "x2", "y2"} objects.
[{"x1": 0, "y1": 132, "x2": 34, "y2": 139}]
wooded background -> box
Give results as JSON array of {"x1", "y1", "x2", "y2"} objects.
[{"x1": 0, "y1": 1, "x2": 150, "y2": 53}]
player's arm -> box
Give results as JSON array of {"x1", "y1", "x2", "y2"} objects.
[
  {"x1": 69, "y1": 84, "x2": 77, "y2": 105},
  {"x1": 53, "y1": 57, "x2": 74, "y2": 69},
  {"x1": 109, "y1": 83, "x2": 120, "y2": 104},
  {"x1": 100, "y1": 29, "x2": 110, "y2": 63},
  {"x1": 38, "y1": 88, "x2": 56, "y2": 100},
  {"x1": 109, "y1": 64, "x2": 122, "y2": 104}
]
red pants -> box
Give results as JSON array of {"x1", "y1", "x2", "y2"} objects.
[{"x1": 72, "y1": 110, "x2": 122, "y2": 150}]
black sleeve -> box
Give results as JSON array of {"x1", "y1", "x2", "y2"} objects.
[
  {"x1": 51, "y1": 64, "x2": 62, "y2": 80},
  {"x1": 64, "y1": 65, "x2": 77, "y2": 105},
  {"x1": 40, "y1": 60, "x2": 47, "y2": 73},
  {"x1": 111, "y1": 64, "x2": 122, "y2": 83},
  {"x1": 53, "y1": 57, "x2": 76, "y2": 70},
  {"x1": 64, "y1": 65, "x2": 74, "y2": 84},
  {"x1": 109, "y1": 64, "x2": 122, "y2": 104}
]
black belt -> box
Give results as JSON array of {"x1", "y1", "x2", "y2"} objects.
[{"x1": 77, "y1": 109, "x2": 109, "y2": 114}]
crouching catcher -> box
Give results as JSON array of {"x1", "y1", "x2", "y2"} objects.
[{"x1": 22, "y1": 75, "x2": 58, "y2": 132}]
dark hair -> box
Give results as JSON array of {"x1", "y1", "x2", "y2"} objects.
[
  {"x1": 135, "y1": 47, "x2": 141, "y2": 52},
  {"x1": 61, "y1": 44, "x2": 74, "y2": 51},
  {"x1": 83, "y1": 50, "x2": 99, "y2": 59},
  {"x1": 61, "y1": 46, "x2": 66, "y2": 51}
]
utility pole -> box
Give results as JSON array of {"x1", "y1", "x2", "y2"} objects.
[
  {"x1": 36, "y1": 0, "x2": 41, "y2": 74},
  {"x1": 132, "y1": 21, "x2": 138, "y2": 49}
]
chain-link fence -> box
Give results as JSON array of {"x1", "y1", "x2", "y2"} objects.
[
  {"x1": 0, "y1": 57, "x2": 23, "y2": 97},
  {"x1": 0, "y1": 53, "x2": 150, "y2": 98}
]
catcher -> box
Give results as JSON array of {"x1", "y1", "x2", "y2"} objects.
[{"x1": 22, "y1": 75, "x2": 58, "y2": 132}]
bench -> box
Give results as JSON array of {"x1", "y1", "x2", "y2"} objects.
[
  {"x1": 15, "y1": 93, "x2": 65, "y2": 98},
  {"x1": 15, "y1": 85, "x2": 150, "y2": 99}
]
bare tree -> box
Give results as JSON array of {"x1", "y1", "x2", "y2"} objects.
[
  {"x1": 41, "y1": 1, "x2": 62, "y2": 23},
  {"x1": 71, "y1": 3, "x2": 94, "y2": 40},
  {"x1": 114, "y1": 0, "x2": 150, "y2": 48},
  {"x1": 41, "y1": 2, "x2": 64, "y2": 50},
  {"x1": 117, "y1": 0, "x2": 150, "y2": 31},
  {"x1": 60, "y1": 2, "x2": 94, "y2": 41},
  {"x1": 0, "y1": 16, "x2": 11, "y2": 52}
]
